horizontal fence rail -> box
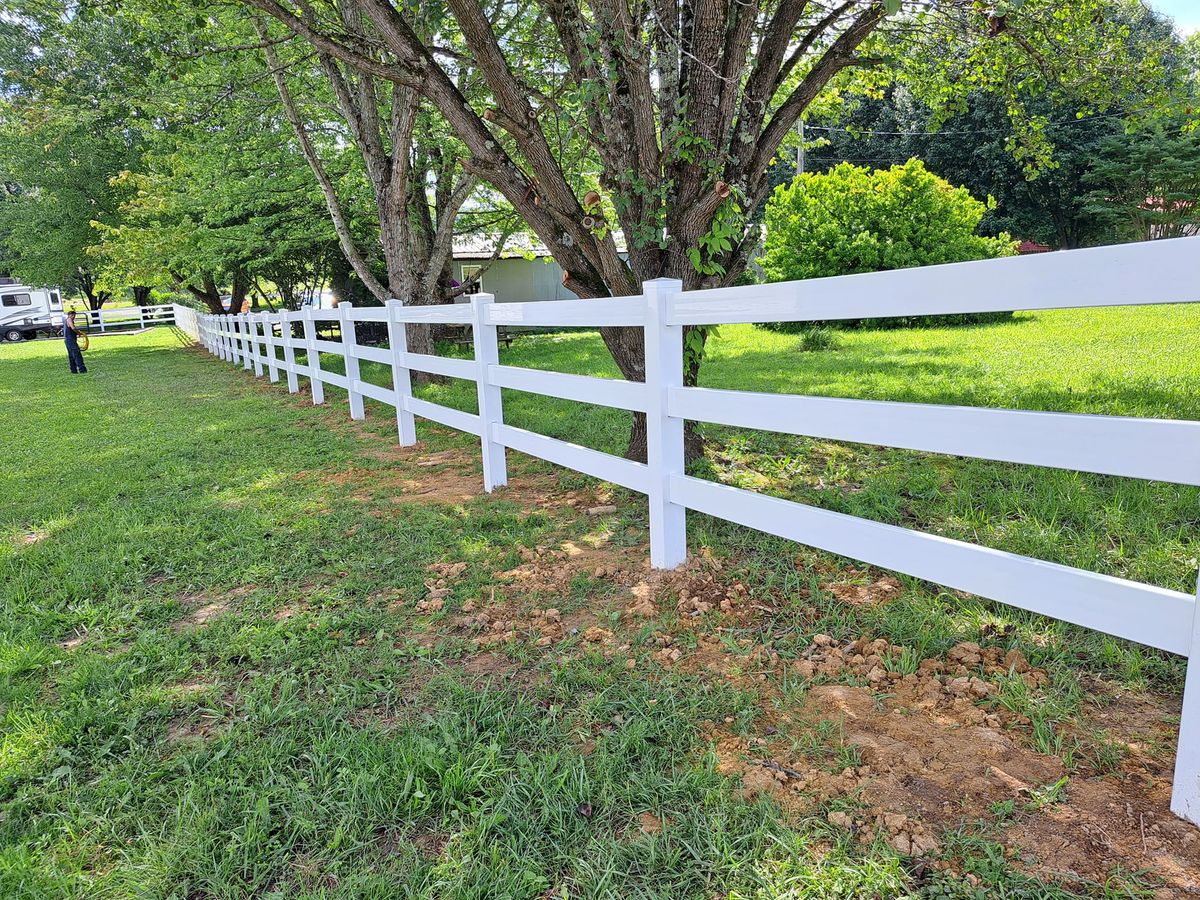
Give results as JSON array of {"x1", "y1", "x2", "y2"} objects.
[
  {"x1": 667, "y1": 237, "x2": 1200, "y2": 325},
  {"x1": 185, "y1": 236, "x2": 1200, "y2": 825},
  {"x1": 670, "y1": 388, "x2": 1200, "y2": 486},
  {"x1": 73, "y1": 303, "x2": 180, "y2": 333}
]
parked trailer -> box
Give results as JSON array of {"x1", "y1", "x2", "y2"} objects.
[{"x1": 0, "y1": 278, "x2": 64, "y2": 342}]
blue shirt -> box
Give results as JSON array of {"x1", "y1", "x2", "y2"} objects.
[{"x1": 64, "y1": 321, "x2": 79, "y2": 347}]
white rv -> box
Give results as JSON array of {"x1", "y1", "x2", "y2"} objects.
[{"x1": 0, "y1": 278, "x2": 65, "y2": 342}]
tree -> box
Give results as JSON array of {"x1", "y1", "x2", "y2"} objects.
[
  {"x1": 92, "y1": 129, "x2": 340, "y2": 314},
  {"x1": 238, "y1": 0, "x2": 1182, "y2": 458},
  {"x1": 1083, "y1": 122, "x2": 1200, "y2": 241},
  {"x1": 794, "y1": 3, "x2": 1187, "y2": 250},
  {"x1": 762, "y1": 159, "x2": 1015, "y2": 327},
  {"x1": 0, "y1": 3, "x2": 147, "y2": 308},
  {"x1": 79, "y1": 4, "x2": 346, "y2": 314},
  {"x1": 121, "y1": 0, "x2": 519, "y2": 342},
  {"x1": 253, "y1": 10, "x2": 482, "y2": 354}
]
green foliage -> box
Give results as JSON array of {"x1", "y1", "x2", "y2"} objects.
[
  {"x1": 1083, "y1": 120, "x2": 1200, "y2": 241},
  {"x1": 778, "y1": 2, "x2": 1194, "y2": 252},
  {"x1": 896, "y1": 0, "x2": 1189, "y2": 171},
  {"x1": 794, "y1": 327, "x2": 840, "y2": 353},
  {"x1": 0, "y1": 4, "x2": 145, "y2": 300},
  {"x1": 760, "y1": 160, "x2": 1016, "y2": 330}
]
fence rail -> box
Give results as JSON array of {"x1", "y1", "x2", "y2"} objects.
[
  {"x1": 177, "y1": 235, "x2": 1200, "y2": 826},
  {"x1": 76, "y1": 303, "x2": 178, "y2": 332}
]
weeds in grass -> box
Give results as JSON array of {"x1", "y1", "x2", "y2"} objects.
[{"x1": 2, "y1": 318, "x2": 1195, "y2": 898}]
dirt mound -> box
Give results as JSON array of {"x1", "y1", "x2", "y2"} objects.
[{"x1": 703, "y1": 629, "x2": 1200, "y2": 897}]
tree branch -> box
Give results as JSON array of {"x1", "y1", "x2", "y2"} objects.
[{"x1": 255, "y1": 16, "x2": 390, "y2": 301}]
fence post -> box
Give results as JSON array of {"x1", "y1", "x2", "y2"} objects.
[
  {"x1": 470, "y1": 292, "x2": 507, "y2": 491},
  {"x1": 1171, "y1": 581, "x2": 1200, "y2": 825},
  {"x1": 338, "y1": 302, "x2": 366, "y2": 420},
  {"x1": 280, "y1": 313, "x2": 299, "y2": 393},
  {"x1": 263, "y1": 313, "x2": 280, "y2": 383},
  {"x1": 238, "y1": 314, "x2": 252, "y2": 370},
  {"x1": 228, "y1": 315, "x2": 240, "y2": 364},
  {"x1": 386, "y1": 299, "x2": 417, "y2": 446},
  {"x1": 644, "y1": 278, "x2": 688, "y2": 569},
  {"x1": 245, "y1": 314, "x2": 257, "y2": 371},
  {"x1": 249, "y1": 315, "x2": 264, "y2": 377},
  {"x1": 139, "y1": 306, "x2": 146, "y2": 330},
  {"x1": 222, "y1": 316, "x2": 233, "y2": 362},
  {"x1": 301, "y1": 307, "x2": 325, "y2": 405}
]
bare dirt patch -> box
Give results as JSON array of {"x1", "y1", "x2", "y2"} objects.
[
  {"x1": 58, "y1": 631, "x2": 87, "y2": 651},
  {"x1": 376, "y1": 827, "x2": 448, "y2": 861},
  {"x1": 173, "y1": 585, "x2": 255, "y2": 631},
  {"x1": 164, "y1": 682, "x2": 228, "y2": 743},
  {"x1": 699, "y1": 630, "x2": 1200, "y2": 897},
  {"x1": 274, "y1": 418, "x2": 1200, "y2": 892},
  {"x1": 16, "y1": 529, "x2": 49, "y2": 547}
]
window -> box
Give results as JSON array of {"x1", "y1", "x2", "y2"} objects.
[
  {"x1": 460, "y1": 265, "x2": 483, "y2": 295},
  {"x1": 1, "y1": 293, "x2": 31, "y2": 307},
  {"x1": 50, "y1": 291, "x2": 61, "y2": 308}
]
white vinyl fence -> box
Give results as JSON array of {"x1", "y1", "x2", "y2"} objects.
[
  {"x1": 180, "y1": 237, "x2": 1200, "y2": 825},
  {"x1": 78, "y1": 303, "x2": 178, "y2": 332}
]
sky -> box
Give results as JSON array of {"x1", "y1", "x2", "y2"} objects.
[{"x1": 1152, "y1": 0, "x2": 1200, "y2": 35}]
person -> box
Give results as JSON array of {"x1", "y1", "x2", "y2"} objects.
[{"x1": 63, "y1": 311, "x2": 87, "y2": 374}]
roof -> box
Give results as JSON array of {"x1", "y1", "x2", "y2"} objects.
[
  {"x1": 453, "y1": 231, "x2": 628, "y2": 259},
  {"x1": 453, "y1": 233, "x2": 552, "y2": 259},
  {"x1": 1016, "y1": 240, "x2": 1053, "y2": 254}
]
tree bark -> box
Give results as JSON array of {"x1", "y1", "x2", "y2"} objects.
[
  {"x1": 76, "y1": 270, "x2": 110, "y2": 311},
  {"x1": 242, "y1": 0, "x2": 898, "y2": 460}
]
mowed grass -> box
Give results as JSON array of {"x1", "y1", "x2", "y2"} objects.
[
  {"x1": 380, "y1": 305, "x2": 1197, "y2": 687},
  {"x1": 0, "y1": 330, "x2": 913, "y2": 899},
  {"x1": 1, "y1": 309, "x2": 1197, "y2": 899}
]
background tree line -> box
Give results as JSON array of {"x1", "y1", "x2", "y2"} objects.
[{"x1": 0, "y1": 0, "x2": 1195, "y2": 457}]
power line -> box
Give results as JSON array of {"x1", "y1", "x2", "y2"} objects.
[{"x1": 802, "y1": 111, "x2": 1134, "y2": 137}]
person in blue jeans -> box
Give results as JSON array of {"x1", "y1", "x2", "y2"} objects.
[{"x1": 63, "y1": 311, "x2": 87, "y2": 374}]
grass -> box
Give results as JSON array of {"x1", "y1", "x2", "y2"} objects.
[
  {"x1": 381, "y1": 306, "x2": 1197, "y2": 687},
  {"x1": 1, "y1": 310, "x2": 1196, "y2": 898}
]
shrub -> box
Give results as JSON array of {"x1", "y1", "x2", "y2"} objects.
[
  {"x1": 760, "y1": 159, "x2": 1017, "y2": 331},
  {"x1": 795, "y1": 326, "x2": 839, "y2": 352}
]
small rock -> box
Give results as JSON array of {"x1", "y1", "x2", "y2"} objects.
[
  {"x1": 586, "y1": 505, "x2": 617, "y2": 516},
  {"x1": 828, "y1": 810, "x2": 854, "y2": 829}
]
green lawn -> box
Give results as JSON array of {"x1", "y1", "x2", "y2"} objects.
[
  {"x1": 1, "y1": 313, "x2": 1197, "y2": 898},
  {"x1": 400, "y1": 307, "x2": 1199, "y2": 681}
]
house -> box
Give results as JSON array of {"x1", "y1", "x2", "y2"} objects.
[
  {"x1": 1016, "y1": 240, "x2": 1053, "y2": 254},
  {"x1": 452, "y1": 233, "x2": 628, "y2": 304}
]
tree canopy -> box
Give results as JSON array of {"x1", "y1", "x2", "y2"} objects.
[{"x1": 0, "y1": 0, "x2": 1192, "y2": 455}]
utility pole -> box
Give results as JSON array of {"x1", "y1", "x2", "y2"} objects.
[{"x1": 796, "y1": 118, "x2": 806, "y2": 177}]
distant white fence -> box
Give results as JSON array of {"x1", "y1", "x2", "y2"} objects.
[
  {"x1": 185, "y1": 237, "x2": 1200, "y2": 825},
  {"x1": 78, "y1": 304, "x2": 177, "y2": 332}
]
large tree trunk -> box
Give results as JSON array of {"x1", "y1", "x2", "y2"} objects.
[
  {"x1": 76, "y1": 270, "x2": 110, "y2": 311},
  {"x1": 182, "y1": 272, "x2": 225, "y2": 314},
  {"x1": 131, "y1": 285, "x2": 153, "y2": 306},
  {"x1": 230, "y1": 269, "x2": 250, "y2": 311}
]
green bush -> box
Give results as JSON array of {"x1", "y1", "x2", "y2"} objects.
[
  {"x1": 795, "y1": 326, "x2": 839, "y2": 352},
  {"x1": 760, "y1": 159, "x2": 1017, "y2": 331}
]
